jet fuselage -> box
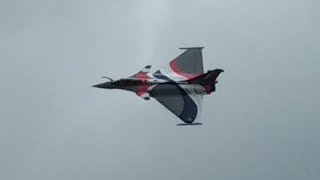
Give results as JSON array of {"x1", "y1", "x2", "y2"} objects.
[
  {"x1": 92, "y1": 70, "x2": 222, "y2": 97},
  {"x1": 92, "y1": 47, "x2": 223, "y2": 125}
]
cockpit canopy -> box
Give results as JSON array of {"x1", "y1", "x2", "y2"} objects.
[{"x1": 112, "y1": 78, "x2": 147, "y2": 85}]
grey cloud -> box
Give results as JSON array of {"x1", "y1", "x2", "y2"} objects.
[{"x1": 0, "y1": 0, "x2": 319, "y2": 180}]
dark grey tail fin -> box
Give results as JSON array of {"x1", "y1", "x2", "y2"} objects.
[
  {"x1": 188, "y1": 69, "x2": 224, "y2": 84},
  {"x1": 203, "y1": 69, "x2": 224, "y2": 82}
]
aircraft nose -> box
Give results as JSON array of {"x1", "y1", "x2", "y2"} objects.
[{"x1": 92, "y1": 82, "x2": 114, "y2": 89}]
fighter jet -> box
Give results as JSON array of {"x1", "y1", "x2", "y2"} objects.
[{"x1": 93, "y1": 47, "x2": 223, "y2": 125}]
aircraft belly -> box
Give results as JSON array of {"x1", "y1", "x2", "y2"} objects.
[{"x1": 149, "y1": 84, "x2": 205, "y2": 96}]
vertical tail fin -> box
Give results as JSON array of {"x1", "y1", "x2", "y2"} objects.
[
  {"x1": 187, "y1": 69, "x2": 224, "y2": 93},
  {"x1": 188, "y1": 69, "x2": 224, "y2": 84},
  {"x1": 203, "y1": 69, "x2": 224, "y2": 82}
]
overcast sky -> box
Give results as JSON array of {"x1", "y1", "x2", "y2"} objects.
[{"x1": 0, "y1": 0, "x2": 319, "y2": 180}]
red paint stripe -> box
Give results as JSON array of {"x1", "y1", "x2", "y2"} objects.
[
  {"x1": 135, "y1": 72, "x2": 150, "y2": 80},
  {"x1": 136, "y1": 85, "x2": 149, "y2": 96}
]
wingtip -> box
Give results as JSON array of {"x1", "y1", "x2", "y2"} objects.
[
  {"x1": 176, "y1": 123, "x2": 203, "y2": 126},
  {"x1": 179, "y1": 47, "x2": 204, "y2": 50}
]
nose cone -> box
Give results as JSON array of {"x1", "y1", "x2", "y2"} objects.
[{"x1": 92, "y1": 82, "x2": 115, "y2": 89}]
